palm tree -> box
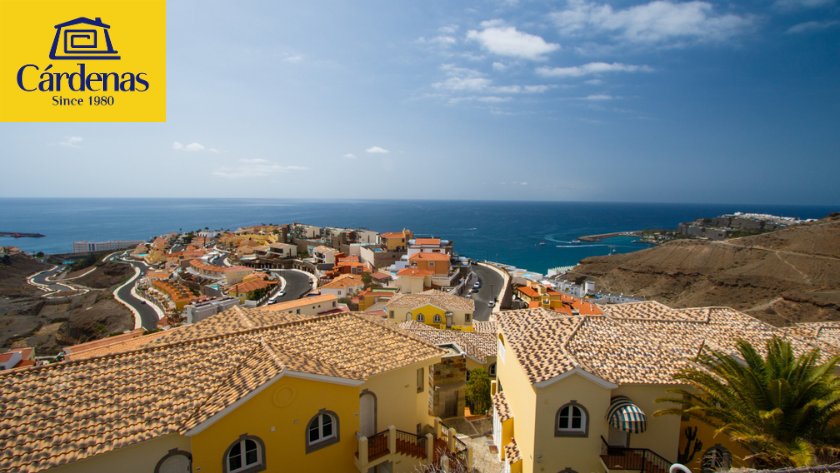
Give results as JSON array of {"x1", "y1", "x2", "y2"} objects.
[{"x1": 655, "y1": 336, "x2": 840, "y2": 468}]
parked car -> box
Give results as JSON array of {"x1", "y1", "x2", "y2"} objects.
[
  {"x1": 473, "y1": 281, "x2": 481, "y2": 289},
  {"x1": 465, "y1": 294, "x2": 472, "y2": 299},
  {"x1": 488, "y1": 301, "x2": 494, "y2": 308},
  {"x1": 471, "y1": 287, "x2": 479, "y2": 293},
  {"x1": 278, "y1": 291, "x2": 286, "y2": 297}
]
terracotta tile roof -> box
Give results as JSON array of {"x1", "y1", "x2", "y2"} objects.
[
  {"x1": 62, "y1": 330, "x2": 147, "y2": 355},
  {"x1": 414, "y1": 238, "x2": 441, "y2": 245},
  {"x1": 496, "y1": 303, "x2": 840, "y2": 386},
  {"x1": 65, "y1": 331, "x2": 172, "y2": 361},
  {"x1": 400, "y1": 327, "x2": 496, "y2": 362},
  {"x1": 320, "y1": 274, "x2": 364, "y2": 289},
  {"x1": 8, "y1": 348, "x2": 34, "y2": 360},
  {"x1": 493, "y1": 392, "x2": 513, "y2": 422},
  {"x1": 0, "y1": 312, "x2": 444, "y2": 473},
  {"x1": 227, "y1": 280, "x2": 274, "y2": 294},
  {"x1": 370, "y1": 271, "x2": 392, "y2": 281},
  {"x1": 397, "y1": 320, "x2": 435, "y2": 331},
  {"x1": 504, "y1": 439, "x2": 522, "y2": 464},
  {"x1": 381, "y1": 232, "x2": 405, "y2": 239},
  {"x1": 515, "y1": 286, "x2": 541, "y2": 298},
  {"x1": 397, "y1": 268, "x2": 433, "y2": 277},
  {"x1": 409, "y1": 253, "x2": 449, "y2": 261},
  {"x1": 259, "y1": 294, "x2": 337, "y2": 312},
  {"x1": 386, "y1": 290, "x2": 474, "y2": 312},
  {"x1": 472, "y1": 321, "x2": 497, "y2": 334},
  {"x1": 189, "y1": 260, "x2": 253, "y2": 274}
]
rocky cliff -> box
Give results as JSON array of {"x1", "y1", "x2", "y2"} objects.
[{"x1": 567, "y1": 213, "x2": 840, "y2": 326}]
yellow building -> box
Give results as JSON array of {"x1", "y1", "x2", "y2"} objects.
[
  {"x1": 380, "y1": 230, "x2": 412, "y2": 251},
  {"x1": 491, "y1": 302, "x2": 840, "y2": 473},
  {"x1": 385, "y1": 290, "x2": 475, "y2": 331},
  {"x1": 0, "y1": 307, "x2": 473, "y2": 473},
  {"x1": 394, "y1": 267, "x2": 433, "y2": 294}
]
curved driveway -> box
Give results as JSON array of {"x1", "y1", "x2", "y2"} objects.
[
  {"x1": 268, "y1": 270, "x2": 313, "y2": 303},
  {"x1": 470, "y1": 265, "x2": 504, "y2": 322},
  {"x1": 31, "y1": 267, "x2": 76, "y2": 294},
  {"x1": 108, "y1": 252, "x2": 161, "y2": 330}
]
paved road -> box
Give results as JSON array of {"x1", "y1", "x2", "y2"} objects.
[
  {"x1": 265, "y1": 269, "x2": 313, "y2": 304},
  {"x1": 31, "y1": 267, "x2": 75, "y2": 294},
  {"x1": 108, "y1": 252, "x2": 161, "y2": 330},
  {"x1": 470, "y1": 264, "x2": 505, "y2": 322}
]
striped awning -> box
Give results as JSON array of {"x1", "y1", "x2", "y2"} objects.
[{"x1": 607, "y1": 396, "x2": 647, "y2": 433}]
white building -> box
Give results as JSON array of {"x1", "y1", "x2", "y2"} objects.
[{"x1": 72, "y1": 240, "x2": 146, "y2": 253}]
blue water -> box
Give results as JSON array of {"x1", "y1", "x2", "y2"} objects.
[{"x1": 0, "y1": 199, "x2": 835, "y2": 273}]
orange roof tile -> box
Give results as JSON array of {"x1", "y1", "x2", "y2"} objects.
[
  {"x1": 397, "y1": 268, "x2": 433, "y2": 277},
  {"x1": 381, "y1": 232, "x2": 405, "y2": 238},
  {"x1": 408, "y1": 253, "x2": 449, "y2": 261},
  {"x1": 414, "y1": 238, "x2": 441, "y2": 245}
]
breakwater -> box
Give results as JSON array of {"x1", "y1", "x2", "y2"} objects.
[
  {"x1": 0, "y1": 232, "x2": 45, "y2": 238},
  {"x1": 577, "y1": 231, "x2": 639, "y2": 242}
]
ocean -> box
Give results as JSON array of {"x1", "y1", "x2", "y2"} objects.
[{"x1": 0, "y1": 199, "x2": 835, "y2": 273}]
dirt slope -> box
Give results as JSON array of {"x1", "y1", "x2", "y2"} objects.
[
  {"x1": 0, "y1": 255, "x2": 133, "y2": 355},
  {"x1": 567, "y1": 213, "x2": 840, "y2": 326}
]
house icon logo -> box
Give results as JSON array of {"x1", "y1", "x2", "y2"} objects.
[{"x1": 49, "y1": 17, "x2": 120, "y2": 60}]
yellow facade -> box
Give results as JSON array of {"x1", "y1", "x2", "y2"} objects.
[
  {"x1": 50, "y1": 362, "x2": 441, "y2": 473},
  {"x1": 50, "y1": 434, "x2": 192, "y2": 473},
  {"x1": 190, "y1": 376, "x2": 359, "y2": 473},
  {"x1": 389, "y1": 303, "x2": 474, "y2": 331}
]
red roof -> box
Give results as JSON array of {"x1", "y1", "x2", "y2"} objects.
[
  {"x1": 516, "y1": 286, "x2": 541, "y2": 298},
  {"x1": 381, "y1": 232, "x2": 405, "y2": 239},
  {"x1": 414, "y1": 238, "x2": 441, "y2": 245},
  {"x1": 397, "y1": 268, "x2": 433, "y2": 277},
  {"x1": 408, "y1": 253, "x2": 449, "y2": 261}
]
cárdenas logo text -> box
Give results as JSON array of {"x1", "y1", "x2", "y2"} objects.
[{"x1": 16, "y1": 16, "x2": 148, "y2": 106}]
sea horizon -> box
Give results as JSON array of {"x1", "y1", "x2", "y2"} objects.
[{"x1": 2, "y1": 198, "x2": 836, "y2": 273}]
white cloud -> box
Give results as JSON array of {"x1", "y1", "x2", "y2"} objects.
[
  {"x1": 774, "y1": 0, "x2": 834, "y2": 10},
  {"x1": 466, "y1": 21, "x2": 560, "y2": 60},
  {"x1": 524, "y1": 85, "x2": 552, "y2": 93},
  {"x1": 59, "y1": 136, "x2": 82, "y2": 148},
  {"x1": 492, "y1": 62, "x2": 508, "y2": 71},
  {"x1": 366, "y1": 146, "x2": 390, "y2": 154},
  {"x1": 439, "y1": 25, "x2": 459, "y2": 34},
  {"x1": 581, "y1": 94, "x2": 613, "y2": 100},
  {"x1": 434, "y1": 64, "x2": 553, "y2": 95},
  {"x1": 536, "y1": 62, "x2": 653, "y2": 78},
  {"x1": 342, "y1": 153, "x2": 357, "y2": 159},
  {"x1": 521, "y1": 181, "x2": 528, "y2": 185},
  {"x1": 209, "y1": 148, "x2": 220, "y2": 153},
  {"x1": 449, "y1": 96, "x2": 513, "y2": 104},
  {"x1": 785, "y1": 20, "x2": 840, "y2": 33},
  {"x1": 283, "y1": 54, "x2": 303, "y2": 63},
  {"x1": 173, "y1": 141, "x2": 211, "y2": 152},
  {"x1": 213, "y1": 161, "x2": 309, "y2": 179},
  {"x1": 551, "y1": 0, "x2": 755, "y2": 44}
]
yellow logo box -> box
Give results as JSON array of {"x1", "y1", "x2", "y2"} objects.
[{"x1": 0, "y1": 0, "x2": 166, "y2": 122}]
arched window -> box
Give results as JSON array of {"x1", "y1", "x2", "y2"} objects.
[
  {"x1": 555, "y1": 401, "x2": 588, "y2": 437},
  {"x1": 417, "y1": 313, "x2": 425, "y2": 322},
  {"x1": 155, "y1": 449, "x2": 191, "y2": 473},
  {"x1": 224, "y1": 435, "x2": 265, "y2": 473},
  {"x1": 306, "y1": 409, "x2": 340, "y2": 453},
  {"x1": 433, "y1": 314, "x2": 442, "y2": 323},
  {"x1": 701, "y1": 446, "x2": 731, "y2": 473},
  {"x1": 488, "y1": 363, "x2": 496, "y2": 377},
  {"x1": 406, "y1": 312, "x2": 412, "y2": 322}
]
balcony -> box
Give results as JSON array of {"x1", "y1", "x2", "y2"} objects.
[
  {"x1": 600, "y1": 437, "x2": 672, "y2": 473},
  {"x1": 355, "y1": 419, "x2": 471, "y2": 473}
]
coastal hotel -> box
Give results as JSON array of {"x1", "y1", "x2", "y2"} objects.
[{"x1": 3, "y1": 301, "x2": 840, "y2": 473}]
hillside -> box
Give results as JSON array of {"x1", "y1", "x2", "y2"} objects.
[
  {"x1": 567, "y1": 213, "x2": 840, "y2": 326},
  {"x1": 0, "y1": 254, "x2": 133, "y2": 355}
]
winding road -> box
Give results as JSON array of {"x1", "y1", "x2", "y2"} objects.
[
  {"x1": 469, "y1": 264, "x2": 504, "y2": 322},
  {"x1": 267, "y1": 269, "x2": 313, "y2": 303},
  {"x1": 107, "y1": 252, "x2": 162, "y2": 330}
]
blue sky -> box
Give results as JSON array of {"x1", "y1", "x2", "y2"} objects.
[{"x1": 1, "y1": 0, "x2": 838, "y2": 204}]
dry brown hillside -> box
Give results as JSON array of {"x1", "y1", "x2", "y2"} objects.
[{"x1": 567, "y1": 213, "x2": 840, "y2": 326}]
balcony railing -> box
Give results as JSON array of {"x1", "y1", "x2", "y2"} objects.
[
  {"x1": 600, "y1": 436, "x2": 672, "y2": 473},
  {"x1": 396, "y1": 430, "x2": 426, "y2": 458},
  {"x1": 367, "y1": 430, "x2": 389, "y2": 462}
]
